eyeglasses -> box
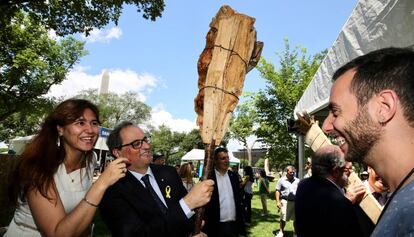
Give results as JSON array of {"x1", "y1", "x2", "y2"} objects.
[{"x1": 119, "y1": 136, "x2": 151, "y2": 150}]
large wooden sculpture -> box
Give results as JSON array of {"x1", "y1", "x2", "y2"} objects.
[{"x1": 193, "y1": 5, "x2": 263, "y2": 234}]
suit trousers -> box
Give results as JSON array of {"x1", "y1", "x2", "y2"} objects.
[{"x1": 217, "y1": 221, "x2": 238, "y2": 237}]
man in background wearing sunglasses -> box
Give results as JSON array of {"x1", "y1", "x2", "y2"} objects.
[{"x1": 99, "y1": 121, "x2": 214, "y2": 237}]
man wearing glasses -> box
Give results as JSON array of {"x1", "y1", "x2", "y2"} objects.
[{"x1": 99, "y1": 121, "x2": 214, "y2": 237}]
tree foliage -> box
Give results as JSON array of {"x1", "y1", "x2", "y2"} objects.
[
  {"x1": 254, "y1": 39, "x2": 326, "y2": 169},
  {"x1": 179, "y1": 129, "x2": 205, "y2": 152},
  {"x1": 150, "y1": 125, "x2": 186, "y2": 165},
  {"x1": 229, "y1": 93, "x2": 258, "y2": 165},
  {"x1": 75, "y1": 89, "x2": 151, "y2": 128},
  {"x1": 0, "y1": 1, "x2": 165, "y2": 124},
  {"x1": 0, "y1": 0, "x2": 165, "y2": 36},
  {"x1": 230, "y1": 93, "x2": 257, "y2": 146},
  {"x1": 149, "y1": 125, "x2": 231, "y2": 166},
  {"x1": 0, "y1": 99, "x2": 57, "y2": 142},
  {"x1": 0, "y1": 11, "x2": 86, "y2": 123}
]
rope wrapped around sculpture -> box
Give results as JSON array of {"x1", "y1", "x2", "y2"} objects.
[{"x1": 193, "y1": 5, "x2": 263, "y2": 235}]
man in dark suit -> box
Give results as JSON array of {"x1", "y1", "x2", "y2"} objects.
[
  {"x1": 295, "y1": 145, "x2": 369, "y2": 237},
  {"x1": 202, "y1": 147, "x2": 246, "y2": 237},
  {"x1": 99, "y1": 121, "x2": 214, "y2": 237}
]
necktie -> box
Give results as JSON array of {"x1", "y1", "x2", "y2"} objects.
[{"x1": 141, "y1": 174, "x2": 168, "y2": 215}]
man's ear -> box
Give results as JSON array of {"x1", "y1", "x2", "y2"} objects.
[
  {"x1": 331, "y1": 166, "x2": 341, "y2": 179},
  {"x1": 376, "y1": 89, "x2": 397, "y2": 124},
  {"x1": 112, "y1": 149, "x2": 121, "y2": 158}
]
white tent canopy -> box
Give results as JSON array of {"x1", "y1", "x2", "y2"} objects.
[
  {"x1": 294, "y1": 0, "x2": 414, "y2": 117},
  {"x1": 293, "y1": 0, "x2": 414, "y2": 178},
  {"x1": 9, "y1": 135, "x2": 35, "y2": 155},
  {"x1": 181, "y1": 149, "x2": 240, "y2": 164},
  {"x1": 94, "y1": 137, "x2": 109, "y2": 151}
]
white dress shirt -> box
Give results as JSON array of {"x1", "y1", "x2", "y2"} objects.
[{"x1": 215, "y1": 169, "x2": 236, "y2": 222}]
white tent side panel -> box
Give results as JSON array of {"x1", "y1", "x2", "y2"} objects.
[
  {"x1": 94, "y1": 137, "x2": 109, "y2": 151},
  {"x1": 9, "y1": 135, "x2": 35, "y2": 155},
  {"x1": 294, "y1": 0, "x2": 414, "y2": 117}
]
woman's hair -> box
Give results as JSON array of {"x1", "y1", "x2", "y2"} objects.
[
  {"x1": 259, "y1": 169, "x2": 267, "y2": 178},
  {"x1": 243, "y1": 166, "x2": 254, "y2": 182},
  {"x1": 178, "y1": 163, "x2": 193, "y2": 182},
  {"x1": 10, "y1": 99, "x2": 100, "y2": 202}
]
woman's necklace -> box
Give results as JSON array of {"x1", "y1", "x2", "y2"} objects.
[
  {"x1": 65, "y1": 158, "x2": 83, "y2": 183},
  {"x1": 377, "y1": 167, "x2": 414, "y2": 223},
  {"x1": 67, "y1": 171, "x2": 76, "y2": 183}
]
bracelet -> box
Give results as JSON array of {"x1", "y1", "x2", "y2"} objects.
[{"x1": 83, "y1": 197, "x2": 98, "y2": 207}]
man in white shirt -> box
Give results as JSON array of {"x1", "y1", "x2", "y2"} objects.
[
  {"x1": 202, "y1": 147, "x2": 246, "y2": 237},
  {"x1": 275, "y1": 166, "x2": 299, "y2": 237}
]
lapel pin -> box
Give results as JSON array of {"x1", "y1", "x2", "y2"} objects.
[{"x1": 165, "y1": 185, "x2": 171, "y2": 199}]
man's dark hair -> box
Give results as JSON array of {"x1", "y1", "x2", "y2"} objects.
[
  {"x1": 107, "y1": 121, "x2": 134, "y2": 156},
  {"x1": 214, "y1": 147, "x2": 228, "y2": 159},
  {"x1": 153, "y1": 152, "x2": 164, "y2": 162},
  {"x1": 333, "y1": 47, "x2": 414, "y2": 125},
  {"x1": 312, "y1": 150, "x2": 345, "y2": 178}
]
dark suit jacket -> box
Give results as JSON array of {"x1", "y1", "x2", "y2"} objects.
[
  {"x1": 202, "y1": 169, "x2": 246, "y2": 236},
  {"x1": 99, "y1": 164, "x2": 193, "y2": 237},
  {"x1": 295, "y1": 176, "x2": 371, "y2": 237}
]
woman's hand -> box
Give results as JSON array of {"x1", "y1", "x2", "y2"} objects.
[{"x1": 96, "y1": 157, "x2": 129, "y2": 190}]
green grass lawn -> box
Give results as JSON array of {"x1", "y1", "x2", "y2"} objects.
[
  {"x1": 93, "y1": 179, "x2": 294, "y2": 237},
  {"x1": 247, "y1": 180, "x2": 294, "y2": 237}
]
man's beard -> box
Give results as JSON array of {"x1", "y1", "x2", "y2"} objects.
[{"x1": 343, "y1": 107, "x2": 382, "y2": 163}]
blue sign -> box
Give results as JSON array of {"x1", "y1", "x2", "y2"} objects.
[{"x1": 99, "y1": 127, "x2": 112, "y2": 138}]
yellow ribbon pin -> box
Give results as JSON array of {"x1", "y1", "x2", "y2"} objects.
[{"x1": 165, "y1": 185, "x2": 171, "y2": 199}]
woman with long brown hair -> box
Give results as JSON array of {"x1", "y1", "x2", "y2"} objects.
[
  {"x1": 178, "y1": 163, "x2": 194, "y2": 192},
  {"x1": 241, "y1": 166, "x2": 254, "y2": 224},
  {"x1": 5, "y1": 99, "x2": 128, "y2": 237}
]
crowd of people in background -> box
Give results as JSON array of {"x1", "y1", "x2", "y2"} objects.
[{"x1": 2, "y1": 47, "x2": 414, "y2": 237}]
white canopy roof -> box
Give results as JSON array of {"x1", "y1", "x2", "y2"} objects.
[
  {"x1": 294, "y1": 0, "x2": 414, "y2": 117},
  {"x1": 182, "y1": 148, "x2": 240, "y2": 164},
  {"x1": 94, "y1": 137, "x2": 109, "y2": 151},
  {"x1": 9, "y1": 135, "x2": 35, "y2": 155}
]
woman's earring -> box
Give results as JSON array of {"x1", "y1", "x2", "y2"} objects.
[{"x1": 57, "y1": 136, "x2": 61, "y2": 147}]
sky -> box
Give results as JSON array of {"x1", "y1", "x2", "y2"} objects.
[{"x1": 47, "y1": 0, "x2": 358, "y2": 151}]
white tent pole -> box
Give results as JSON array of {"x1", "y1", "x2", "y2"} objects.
[{"x1": 298, "y1": 135, "x2": 305, "y2": 179}]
